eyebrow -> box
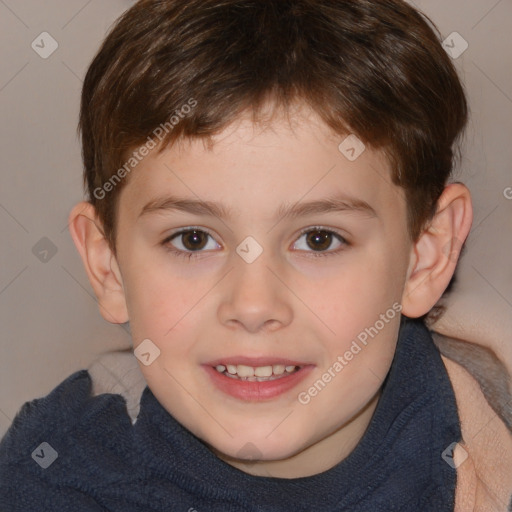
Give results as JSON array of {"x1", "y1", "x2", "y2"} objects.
[{"x1": 138, "y1": 193, "x2": 377, "y2": 221}]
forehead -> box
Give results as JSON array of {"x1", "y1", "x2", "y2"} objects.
[{"x1": 119, "y1": 107, "x2": 406, "y2": 227}]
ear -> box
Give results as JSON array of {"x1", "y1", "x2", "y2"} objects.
[
  {"x1": 67, "y1": 201, "x2": 129, "y2": 324},
  {"x1": 401, "y1": 183, "x2": 473, "y2": 318}
]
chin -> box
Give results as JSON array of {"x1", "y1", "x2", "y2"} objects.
[{"x1": 208, "y1": 433, "x2": 304, "y2": 464}]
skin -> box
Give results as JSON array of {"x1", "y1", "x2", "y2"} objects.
[{"x1": 69, "y1": 103, "x2": 473, "y2": 478}]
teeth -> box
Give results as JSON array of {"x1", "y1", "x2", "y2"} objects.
[
  {"x1": 273, "y1": 364, "x2": 285, "y2": 375},
  {"x1": 236, "y1": 365, "x2": 254, "y2": 377},
  {"x1": 254, "y1": 366, "x2": 273, "y2": 377},
  {"x1": 214, "y1": 363, "x2": 300, "y2": 379}
]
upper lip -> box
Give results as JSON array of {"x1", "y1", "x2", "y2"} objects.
[{"x1": 205, "y1": 356, "x2": 310, "y2": 367}]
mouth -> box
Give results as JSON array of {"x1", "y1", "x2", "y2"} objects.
[
  {"x1": 203, "y1": 357, "x2": 313, "y2": 401},
  {"x1": 214, "y1": 363, "x2": 301, "y2": 381}
]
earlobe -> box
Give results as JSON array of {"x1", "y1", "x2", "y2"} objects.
[
  {"x1": 401, "y1": 183, "x2": 473, "y2": 318},
  {"x1": 67, "y1": 201, "x2": 129, "y2": 324}
]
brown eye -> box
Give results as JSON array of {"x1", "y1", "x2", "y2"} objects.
[
  {"x1": 305, "y1": 230, "x2": 333, "y2": 251},
  {"x1": 293, "y1": 228, "x2": 347, "y2": 256},
  {"x1": 166, "y1": 229, "x2": 220, "y2": 255},
  {"x1": 184, "y1": 230, "x2": 209, "y2": 250},
  {"x1": 178, "y1": 230, "x2": 209, "y2": 251}
]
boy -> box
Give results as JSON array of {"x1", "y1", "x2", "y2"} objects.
[{"x1": 1, "y1": 0, "x2": 511, "y2": 510}]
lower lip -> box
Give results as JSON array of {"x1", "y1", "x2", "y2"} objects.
[{"x1": 203, "y1": 365, "x2": 314, "y2": 401}]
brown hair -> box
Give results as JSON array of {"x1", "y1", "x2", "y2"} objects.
[{"x1": 79, "y1": 0, "x2": 468, "y2": 258}]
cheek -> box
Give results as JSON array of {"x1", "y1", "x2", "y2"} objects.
[
  {"x1": 304, "y1": 255, "x2": 403, "y2": 329},
  {"x1": 122, "y1": 257, "x2": 207, "y2": 344}
]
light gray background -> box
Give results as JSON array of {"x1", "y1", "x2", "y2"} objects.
[{"x1": 0, "y1": 0, "x2": 511, "y2": 437}]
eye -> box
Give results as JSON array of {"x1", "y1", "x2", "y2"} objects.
[
  {"x1": 292, "y1": 227, "x2": 348, "y2": 257},
  {"x1": 161, "y1": 226, "x2": 348, "y2": 261},
  {"x1": 162, "y1": 228, "x2": 220, "y2": 259}
]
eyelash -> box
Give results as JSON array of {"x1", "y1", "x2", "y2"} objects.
[{"x1": 161, "y1": 226, "x2": 349, "y2": 261}]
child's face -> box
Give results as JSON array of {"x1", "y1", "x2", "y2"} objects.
[{"x1": 114, "y1": 105, "x2": 414, "y2": 477}]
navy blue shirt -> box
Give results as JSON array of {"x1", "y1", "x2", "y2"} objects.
[{"x1": 0, "y1": 319, "x2": 461, "y2": 511}]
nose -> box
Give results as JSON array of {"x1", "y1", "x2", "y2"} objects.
[{"x1": 217, "y1": 256, "x2": 293, "y2": 334}]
